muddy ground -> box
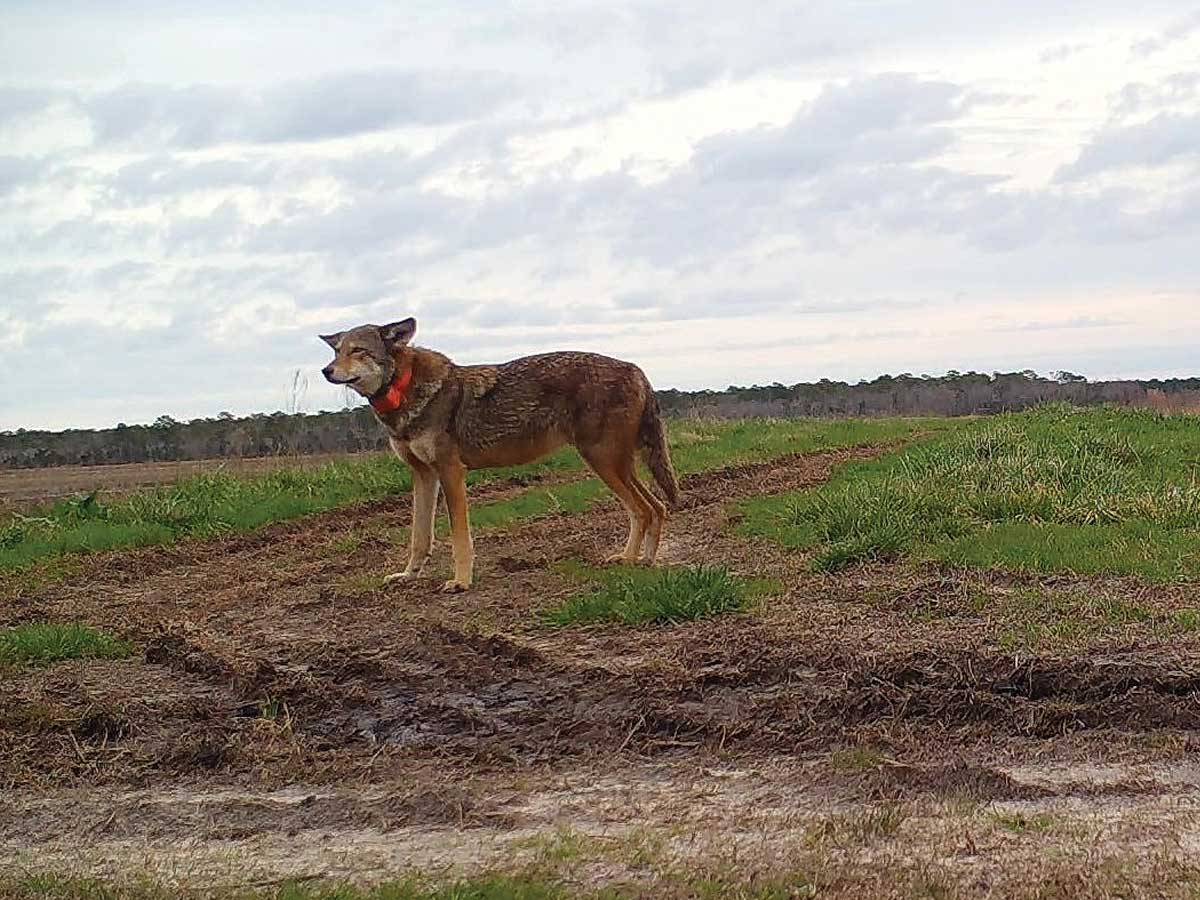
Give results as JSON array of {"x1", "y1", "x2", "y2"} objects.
[{"x1": 3, "y1": 447, "x2": 1200, "y2": 897}]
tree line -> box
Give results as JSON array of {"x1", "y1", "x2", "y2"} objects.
[{"x1": 3, "y1": 370, "x2": 1198, "y2": 469}]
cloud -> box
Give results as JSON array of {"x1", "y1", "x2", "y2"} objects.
[
  {"x1": 1111, "y1": 72, "x2": 1200, "y2": 116},
  {"x1": 615, "y1": 159, "x2": 1009, "y2": 265},
  {"x1": 79, "y1": 68, "x2": 515, "y2": 149},
  {"x1": 106, "y1": 155, "x2": 283, "y2": 201},
  {"x1": 247, "y1": 188, "x2": 466, "y2": 255},
  {"x1": 1056, "y1": 114, "x2": 1200, "y2": 180},
  {"x1": 168, "y1": 64, "x2": 1194, "y2": 279},
  {"x1": 20, "y1": 217, "x2": 157, "y2": 256},
  {"x1": 610, "y1": 290, "x2": 930, "y2": 323},
  {"x1": 1039, "y1": 43, "x2": 1089, "y2": 63},
  {"x1": 995, "y1": 316, "x2": 1127, "y2": 332},
  {"x1": 0, "y1": 86, "x2": 59, "y2": 126},
  {"x1": 249, "y1": 70, "x2": 515, "y2": 143},
  {"x1": 1132, "y1": 10, "x2": 1200, "y2": 56},
  {"x1": 165, "y1": 200, "x2": 248, "y2": 253},
  {"x1": 692, "y1": 75, "x2": 965, "y2": 183},
  {"x1": 0, "y1": 156, "x2": 42, "y2": 195},
  {"x1": 0, "y1": 266, "x2": 71, "y2": 330},
  {"x1": 464, "y1": 6, "x2": 629, "y2": 54},
  {"x1": 656, "y1": 58, "x2": 727, "y2": 96}
]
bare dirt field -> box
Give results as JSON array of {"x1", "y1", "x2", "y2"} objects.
[
  {"x1": 0, "y1": 453, "x2": 378, "y2": 510},
  {"x1": 3, "y1": 447, "x2": 1200, "y2": 897}
]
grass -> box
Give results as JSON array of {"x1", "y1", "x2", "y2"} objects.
[
  {"x1": 827, "y1": 746, "x2": 887, "y2": 772},
  {"x1": 2, "y1": 874, "x2": 575, "y2": 900},
  {"x1": 0, "y1": 622, "x2": 133, "y2": 667},
  {"x1": 541, "y1": 562, "x2": 776, "y2": 626},
  {"x1": 0, "y1": 874, "x2": 821, "y2": 900},
  {"x1": 741, "y1": 405, "x2": 1200, "y2": 581},
  {"x1": 0, "y1": 451, "x2": 577, "y2": 573},
  {"x1": 460, "y1": 416, "x2": 940, "y2": 536},
  {"x1": 662, "y1": 416, "x2": 943, "y2": 476},
  {"x1": 0, "y1": 867, "x2": 838, "y2": 900},
  {"x1": 0, "y1": 417, "x2": 934, "y2": 574},
  {"x1": 9, "y1": 852, "x2": 1200, "y2": 900},
  {"x1": 988, "y1": 810, "x2": 1057, "y2": 835},
  {"x1": 805, "y1": 805, "x2": 907, "y2": 848},
  {"x1": 4, "y1": 872, "x2": 795, "y2": 900},
  {"x1": 332, "y1": 532, "x2": 364, "y2": 555},
  {"x1": 989, "y1": 587, "x2": 1148, "y2": 650},
  {"x1": 464, "y1": 480, "x2": 609, "y2": 532},
  {"x1": 882, "y1": 573, "x2": 1200, "y2": 648},
  {"x1": 892, "y1": 581, "x2": 1200, "y2": 649}
]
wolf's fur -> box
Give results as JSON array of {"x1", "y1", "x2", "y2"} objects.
[{"x1": 321, "y1": 318, "x2": 680, "y2": 593}]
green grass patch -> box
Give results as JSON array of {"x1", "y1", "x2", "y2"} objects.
[
  {"x1": 512, "y1": 826, "x2": 598, "y2": 866},
  {"x1": 665, "y1": 415, "x2": 946, "y2": 475},
  {"x1": 805, "y1": 804, "x2": 907, "y2": 848},
  {"x1": 0, "y1": 451, "x2": 577, "y2": 574},
  {"x1": 0, "y1": 622, "x2": 133, "y2": 667},
  {"x1": 989, "y1": 587, "x2": 1154, "y2": 650},
  {"x1": 741, "y1": 405, "x2": 1200, "y2": 580},
  {"x1": 937, "y1": 521, "x2": 1200, "y2": 580},
  {"x1": 337, "y1": 572, "x2": 391, "y2": 596},
  {"x1": 331, "y1": 532, "x2": 364, "y2": 555},
  {"x1": 827, "y1": 746, "x2": 887, "y2": 772},
  {"x1": 542, "y1": 561, "x2": 776, "y2": 626},
  {"x1": 464, "y1": 480, "x2": 609, "y2": 532},
  {"x1": 988, "y1": 810, "x2": 1057, "y2": 835}
]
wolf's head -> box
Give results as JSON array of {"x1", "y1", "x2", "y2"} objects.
[{"x1": 319, "y1": 318, "x2": 416, "y2": 397}]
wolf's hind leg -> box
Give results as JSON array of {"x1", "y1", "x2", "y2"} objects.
[
  {"x1": 582, "y1": 447, "x2": 654, "y2": 564},
  {"x1": 632, "y1": 475, "x2": 667, "y2": 564}
]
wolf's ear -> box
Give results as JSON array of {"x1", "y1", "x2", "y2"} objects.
[
  {"x1": 379, "y1": 318, "x2": 416, "y2": 347},
  {"x1": 319, "y1": 331, "x2": 343, "y2": 350}
]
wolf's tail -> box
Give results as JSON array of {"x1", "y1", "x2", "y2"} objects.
[{"x1": 638, "y1": 386, "x2": 681, "y2": 508}]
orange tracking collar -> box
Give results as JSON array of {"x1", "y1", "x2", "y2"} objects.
[{"x1": 369, "y1": 367, "x2": 413, "y2": 414}]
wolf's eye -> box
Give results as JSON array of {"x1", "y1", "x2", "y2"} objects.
[{"x1": 350, "y1": 348, "x2": 370, "y2": 358}]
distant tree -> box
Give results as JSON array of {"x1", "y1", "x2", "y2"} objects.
[{"x1": 6, "y1": 370, "x2": 1200, "y2": 469}]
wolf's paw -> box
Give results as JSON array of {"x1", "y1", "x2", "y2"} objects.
[
  {"x1": 605, "y1": 552, "x2": 639, "y2": 565},
  {"x1": 384, "y1": 570, "x2": 415, "y2": 585},
  {"x1": 440, "y1": 579, "x2": 470, "y2": 594}
]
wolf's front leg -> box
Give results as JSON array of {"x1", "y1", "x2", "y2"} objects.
[
  {"x1": 438, "y1": 461, "x2": 474, "y2": 593},
  {"x1": 385, "y1": 464, "x2": 439, "y2": 584}
]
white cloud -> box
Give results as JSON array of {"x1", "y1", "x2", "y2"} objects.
[
  {"x1": 33, "y1": 69, "x2": 513, "y2": 150},
  {"x1": 1057, "y1": 113, "x2": 1200, "y2": 180}
]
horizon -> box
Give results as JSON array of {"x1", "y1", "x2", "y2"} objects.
[
  {"x1": 3, "y1": 2, "x2": 1200, "y2": 431},
  {"x1": 4, "y1": 364, "x2": 1198, "y2": 435}
]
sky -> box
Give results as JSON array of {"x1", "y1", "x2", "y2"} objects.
[{"x1": 2, "y1": 1, "x2": 1199, "y2": 431}]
